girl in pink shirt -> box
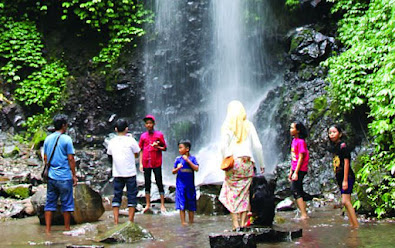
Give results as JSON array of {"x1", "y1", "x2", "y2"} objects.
[{"x1": 289, "y1": 122, "x2": 309, "y2": 219}]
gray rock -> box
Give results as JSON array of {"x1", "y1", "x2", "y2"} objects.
[
  {"x1": 2, "y1": 145, "x2": 20, "y2": 157},
  {"x1": 96, "y1": 221, "x2": 154, "y2": 243},
  {"x1": 197, "y1": 185, "x2": 228, "y2": 215},
  {"x1": 73, "y1": 183, "x2": 105, "y2": 224},
  {"x1": 276, "y1": 197, "x2": 295, "y2": 211},
  {"x1": 209, "y1": 226, "x2": 302, "y2": 247}
]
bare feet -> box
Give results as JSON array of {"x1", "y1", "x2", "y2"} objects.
[
  {"x1": 142, "y1": 205, "x2": 150, "y2": 213},
  {"x1": 160, "y1": 205, "x2": 167, "y2": 213},
  {"x1": 181, "y1": 222, "x2": 188, "y2": 226}
]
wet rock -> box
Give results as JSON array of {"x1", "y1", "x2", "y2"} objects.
[
  {"x1": 288, "y1": 27, "x2": 336, "y2": 65},
  {"x1": 63, "y1": 223, "x2": 98, "y2": 237},
  {"x1": 21, "y1": 198, "x2": 35, "y2": 215},
  {"x1": 1, "y1": 104, "x2": 26, "y2": 132},
  {"x1": 276, "y1": 197, "x2": 295, "y2": 211},
  {"x1": 7, "y1": 202, "x2": 25, "y2": 218},
  {"x1": 197, "y1": 185, "x2": 228, "y2": 215},
  {"x1": 66, "y1": 246, "x2": 104, "y2": 248},
  {"x1": 96, "y1": 221, "x2": 154, "y2": 243},
  {"x1": 73, "y1": 183, "x2": 105, "y2": 224},
  {"x1": 209, "y1": 226, "x2": 303, "y2": 248},
  {"x1": 209, "y1": 232, "x2": 256, "y2": 248}
]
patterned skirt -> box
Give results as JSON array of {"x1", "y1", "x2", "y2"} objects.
[{"x1": 219, "y1": 158, "x2": 254, "y2": 213}]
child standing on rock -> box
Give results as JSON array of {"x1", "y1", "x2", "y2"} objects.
[
  {"x1": 288, "y1": 122, "x2": 309, "y2": 220},
  {"x1": 328, "y1": 124, "x2": 359, "y2": 228},
  {"x1": 139, "y1": 115, "x2": 167, "y2": 213},
  {"x1": 107, "y1": 119, "x2": 141, "y2": 224},
  {"x1": 172, "y1": 139, "x2": 199, "y2": 225}
]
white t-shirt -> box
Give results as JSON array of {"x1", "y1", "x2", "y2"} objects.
[{"x1": 107, "y1": 135, "x2": 141, "y2": 177}]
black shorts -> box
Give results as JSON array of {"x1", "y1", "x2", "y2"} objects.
[{"x1": 290, "y1": 170, "x2": 307, "y2": 200}]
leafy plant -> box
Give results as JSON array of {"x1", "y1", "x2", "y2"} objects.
[
  {"x1": 285, "y1": 0, "x2": 301, "y2": 11},
  {"x1": 60, "y1": 0, "x2": 153, "y2": 69}
]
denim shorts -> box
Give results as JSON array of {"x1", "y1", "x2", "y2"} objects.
[
  {"x1": 45, "y1": 178, "x2": 74, "y2": 212},
  {"x1": 112, "y1": 176, "x2": 138, "y2": 208}
]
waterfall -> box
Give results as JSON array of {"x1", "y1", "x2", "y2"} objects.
[{"x1": 144, "y1": 0, "x2": 282, "y2": 186}]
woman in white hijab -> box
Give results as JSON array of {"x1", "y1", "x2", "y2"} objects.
[{"x1": 219, "y1": 100, "x2": 265, "y2": 230}]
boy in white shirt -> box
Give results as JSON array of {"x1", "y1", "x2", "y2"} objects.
[{"x1": 107, "y1": 119, "x2": 141, "y2": 224}]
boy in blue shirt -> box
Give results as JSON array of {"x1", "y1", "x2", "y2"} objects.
[{"x1": 172, "y1": 139, "x2": 199, "y2": 225}]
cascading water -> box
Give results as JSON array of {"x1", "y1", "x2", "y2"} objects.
[{"x1": 144, "y1": 0, "x2": 283, "y2": 186}]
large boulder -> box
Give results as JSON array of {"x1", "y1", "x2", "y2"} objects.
[
  {"x1": 31, "y1": 183, "x2": 104, "y2": 225},
  {"x1": 197, "y1": 185, "x2": 228, "y2": 215},
  {"x1": 73, "y1": 183, "x2": 105, "y2": 224},
  {"x1": 96, "y1": 221, "x2": 154, "y2": 243},
  {"x1": 288, "y1": 27, "x2": 336, "y2": 65}
]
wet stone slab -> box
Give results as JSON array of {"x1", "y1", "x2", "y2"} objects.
[{"x1": 209, "y1": 225, "x2": 302, "y2": 248}]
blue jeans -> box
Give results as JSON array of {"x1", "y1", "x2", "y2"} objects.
[
  {"x1": 112, "y1": 176, "x2": 138, "y2": 207},
  {"x1": 45, "y1": 178, "x2": 74, "y2": 212}
]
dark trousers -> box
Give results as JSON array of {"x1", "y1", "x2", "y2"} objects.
[
  {"x1": 144, "y1": 167, "x2": 165, "y2": 195},
  {"x1": 291, "y1": 170, "x2": 307, "y2": 200}
]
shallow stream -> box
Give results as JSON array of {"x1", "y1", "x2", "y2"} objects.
[{"x1": 0, "y1": 204, "x2": 394, "y2": 247}]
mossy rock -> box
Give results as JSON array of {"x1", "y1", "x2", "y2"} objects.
[
  {"x1": 309, "y1": 96, "x2": 328, "y2": 122},
  {"x1": 31, "y1": 128, "x2": 47, "y2": 149},
  {"x1": 96, "y1": 221, "x2": 154, "y2": 243},
  {"x1": 3, "y1": 184, "x2": 32, "y2": 199},
  {"x1": 2, "y1": 145, "x2": 21, "y2": 158}
]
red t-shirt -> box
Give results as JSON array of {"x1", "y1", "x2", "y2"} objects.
[
  {"x1": 291, "y1": 138, "x2": 309, "y2": 172},
  {"x1": 139, "y1": 130, "x2": 167, "y2": 168}
]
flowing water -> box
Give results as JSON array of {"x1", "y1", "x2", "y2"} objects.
[
  {"x1": 1, "y1": 204, "x2": 394, "y2": 247},
  {"x1": 144, "y1": 0, "x2": 283, "y2": 186}
]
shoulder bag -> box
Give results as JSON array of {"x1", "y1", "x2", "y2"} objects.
[
  {"x1": 221, "y1": 134, "x2": 236, "y2": 171},
  {"x1": 41, "y1": 134, "x2": 62, "y2": 182}
]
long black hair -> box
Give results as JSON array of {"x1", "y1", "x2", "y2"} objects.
[{"x1": 294, "y1": 122, "x2": 308, "y2": 139}]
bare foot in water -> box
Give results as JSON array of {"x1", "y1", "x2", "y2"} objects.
[
  {"x1": 142, "y1": 206, "x2": 150, "y2": 213},
  {"x1": 300, "y1": 215, "x2": 309, "y2": 220},
  {"x1": 160, "y1": 205, "x2": 167, "y2": 213}
]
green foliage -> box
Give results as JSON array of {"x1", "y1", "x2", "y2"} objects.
[
  {"x1": 0, "y1": 19, "x2": 46, "y2": 83},
  {"x1": 60, "y1": 0, "x2": 152, "y2": 69},
  {"x1": 15, "y1": 61, "x2": 68, "y2": 137},
  {"x1": 15, "y1": 61, "x2": 68, "y2": 107},
  {"x1": 324, "y1": 0, "x2": 395, "y2": 217},
  {"x1": 285, "y1": 0, "x2": 301, "y2": 11}
]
